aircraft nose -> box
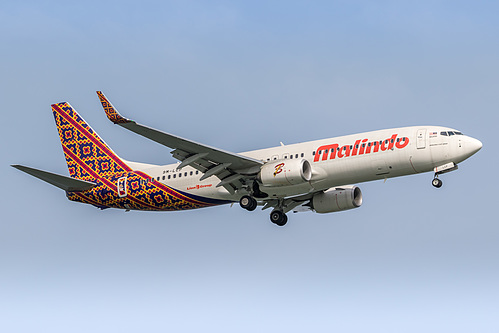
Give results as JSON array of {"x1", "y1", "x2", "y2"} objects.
[{"x1": 466, "y1": 137, "x2": 483, "y2": 156}]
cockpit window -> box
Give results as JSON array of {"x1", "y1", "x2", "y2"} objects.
[{"x1": 441, "y1": 130, "x2": 463, "y2": 136}]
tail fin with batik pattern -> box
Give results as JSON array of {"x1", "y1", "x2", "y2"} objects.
[{"x1": 51, "y1": 102, "x2": 131, "y2": 182}]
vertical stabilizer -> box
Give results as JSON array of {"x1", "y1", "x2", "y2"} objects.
[{"x1": 52, "y1": 102, "x2": 131, "y2": 182}]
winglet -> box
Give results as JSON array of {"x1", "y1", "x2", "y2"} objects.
[{"x1": 96, "y1": 91, "x2": 133, "y2": 124}]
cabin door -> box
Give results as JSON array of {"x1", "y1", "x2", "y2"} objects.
[
  {"x1": 117, "y1": 176, "x2": 127, "y2": 198},
  {"x1": 416, "y1": 129, "x2": 426, "y2": 149}
]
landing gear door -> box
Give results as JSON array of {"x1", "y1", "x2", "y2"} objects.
[
  {"x1": 117, "y1": 176, "x2": 127, "y2": 198},
  {"x1": 416, "y1": 129, "x2": 426, "y2": 149}
]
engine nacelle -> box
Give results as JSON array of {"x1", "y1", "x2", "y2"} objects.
[
  {"x1": 259, "y1": 159, "x2": 312, "y2": 187},
  {"x1": 312, "y1": 186, "x2": 363, "y2": 213}
]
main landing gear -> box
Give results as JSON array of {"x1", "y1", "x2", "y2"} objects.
[
  {"x1": 432, "y1": 176, "x2": 443, "y2": 188},
  {"x1": 239, "y1": 195, "x2": 257, "y2": 211},
  {"x1": 270, "y1": 209, "x2": 288, "y2": 226},
  {"x1": 239, "y1": 195, "x2": 289, "y2": 226}
]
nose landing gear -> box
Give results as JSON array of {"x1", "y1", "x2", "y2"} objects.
[
  {"x1": 431, "y1": 163, "x2": 459, "y2": 188},
  {"x1": 432, "y1": 177, "x2": 443, "y2": 188}
]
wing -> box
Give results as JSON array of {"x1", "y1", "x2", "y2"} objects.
[
  {"x1": 12, "y1": 165, "x2": 96, "y2": 192},
  {"x1": 96, "y1": 91, "x2": 263, "y2": 194}
]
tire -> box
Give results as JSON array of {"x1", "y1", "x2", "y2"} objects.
[
  {"x1": 248, "y1": 198, "x2": 257, "y2": 211},
  {"x1": 240, "y1": 195, "x2": 257, "y2": 211},
  {"x1": 270, "y1": 210, "x2": 287, "y2": 226},
  {"x1": 240, "y1": 195, "x2": 251, "y2": 209},
  {"x1": 432, "y1": 178, "x2": 443, "y2": 188}
]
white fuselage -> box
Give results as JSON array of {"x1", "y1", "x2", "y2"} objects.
[{"x1": 126, "y1": 126, "x2": 482, "y2": 202}]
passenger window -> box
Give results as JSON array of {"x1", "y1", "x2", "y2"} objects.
[
  {"x1": 196, "y1": 171, "x2": 199, "y2": 175},
  {"x1": 312, "y1": 151, "x2": 315, "y2": 156},
  {"x1": 179, "y1": 173, "x2": 182, "y2": 178},
  {"x1": 301, "y1": 153, "x2": 304, "y2": 157},
  {"x1": 295, "y1": 154, "x2": 298, "y2": 158},
  {"x1": 190, "y1": 171, "x2": 193, "y2": 176},
  {"x1": 162, "y1": 176, "x2": 165, "y2": 180},
  {"x1": 290, "y1": 155, "x2": 293, "y2": 159},
  {"x1": 168, "y1": 175, "x2": 171, "y2": 179},
  {"x1": 184, "y1": 172, "x2": 187, "y2": 177}
]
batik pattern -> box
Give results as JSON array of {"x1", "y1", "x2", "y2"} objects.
[
  {"x1": 66, "y1": 171, "x2": 223, "y2": 211},
  {"x1": 52, "y1": 102, "x2": 229, "y2": 211},
  {"x1": 96, "y1": 91, "x2": 131, "y2": 124},
  {"x1": 52, "y1": 102, "x2": 130, "y2": 182}
]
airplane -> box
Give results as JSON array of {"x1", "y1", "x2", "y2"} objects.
[{"x1": 12, "y1": 91, "x2": 482, "y2": 226}]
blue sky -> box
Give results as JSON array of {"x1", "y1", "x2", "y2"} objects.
[{"x1": 1, "y1": 1, "x2": 498, "y2": 332}]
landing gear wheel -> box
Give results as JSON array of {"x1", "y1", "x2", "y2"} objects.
[
  {"x1": 432, "y1": 178, "x2": 443, "y2": 188},
  {"x1": 270, "y1": 210, "x2": 288, "y2": 226},
  {"x1": 240, "y1": 195, "x2": 257, "y2": 211},
  {"x1": 248, "y1": 199, "x2": 257, "y2": 211}
]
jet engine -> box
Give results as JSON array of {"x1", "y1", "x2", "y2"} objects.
[
  {"x1": 259, "y1": 159, "x2": 312, "y2": 187},
  {"x1": 312, "y1": 186, "x2": 363, "y2": 213}
]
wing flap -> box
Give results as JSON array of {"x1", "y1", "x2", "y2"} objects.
[{"x1": 12, "y1": 165, "x2": 96, "y2": 192}]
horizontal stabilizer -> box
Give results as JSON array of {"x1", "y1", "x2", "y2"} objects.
[{"x1": 11, "y1": 165, "x2": 96, "y2": 192}]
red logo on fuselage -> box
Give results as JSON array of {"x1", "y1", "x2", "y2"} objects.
[{"x1": 313, "y1": 134, "x2": 409, "y2": 162}]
